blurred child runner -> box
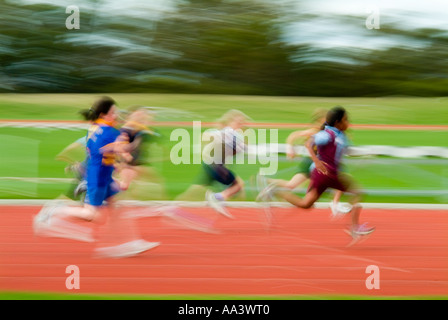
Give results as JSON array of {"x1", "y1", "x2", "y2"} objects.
[
  {"x1": 105, "y1": 106, "x2": 166, "y2": 197},
  {"x1": 203, "y1": 109, "x2": 250, "y2": 218},
  {"x1": 262, "y1": 106, "x2": 375, "y2": 242},
  {"x1": 55, "y1": 108, "x2": 128, "y2": 201},
  {"x1": 33, "y1": 97, "x2": 160, "y2": 258},
  {"x1": 256, "y1": 108, "x2": 351, "y2": 217},
  {"x1": 176, "y1": 109, "x2": 249, "y2": 219},
  {"x1": 103, "y1": 106, "x2": 216, "y2": 234}
]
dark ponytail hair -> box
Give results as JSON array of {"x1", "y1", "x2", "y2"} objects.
[
  {"x1": 80, "y1": 96, "x2": 116, "y2": 121},
  {"x1": 319, "y1": 122, "x2": 327, "y2": 131},
  {"x1": 325, "y1": 106, "x2": 346, "y2": 127}
]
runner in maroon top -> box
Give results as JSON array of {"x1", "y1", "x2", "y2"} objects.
[{"x1": 268, "y1": 106, "x2": 375, "y2": 243}]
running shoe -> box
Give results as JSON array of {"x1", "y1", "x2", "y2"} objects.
[
  {"x1": 337, "y1": 202, "x2": 353, "y2": 214},
  {"x1": 33, "y1": 201, "x2": 95, "y2": 242},
  {"x1": 162, "y1": 206, "x2": 218, "y2": 234},
  {"x1": 345, "y1": 223, "x2": 376, "y2": 239},
  {"x1": 94, "y1": 240, "x2": 160, "y2": 259},
  {"x1": 33, "y1": 214, "x2": 95, "y2": 243},
  {"x1": 206, "y1": 190, "x2": 233, "y2": 219},
  {"x1": 353, "y1": 223, "x2": 376, "y2": 236},
  {"x1": 252, "y1": 172, "x2": 274, "y2": 229},
  {"x1": 33, "y1": 201, "x2": 63, "y2": 226},
  {"x1": 74, "y1": 180, "x2": 87, "y2": 199},
  {"x1": 330, "y1": 201, "x2": 352, "y2": 219},
  {"x1": 256, "y1": 183, "x2": 276, "y2": 202}
]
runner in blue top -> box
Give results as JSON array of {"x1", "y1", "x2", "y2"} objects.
[
  {"x1": 33, "y1": 97, "x2": 160, "y2": 257},
  {"x1": 84, "y1": 115, "x2": 121, "y2": 207}
]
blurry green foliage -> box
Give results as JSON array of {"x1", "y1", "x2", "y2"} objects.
[{"x1": 1, "y1": 0, "x2": 448, "y2": 96}]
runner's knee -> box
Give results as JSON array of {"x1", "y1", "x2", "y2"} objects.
[{"x1": 301, "y1": 201, "x2": 314, "y2": 209}]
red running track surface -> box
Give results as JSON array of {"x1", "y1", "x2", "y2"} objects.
[{"x1": 0, "y1": 205, "x2": 447, "y2": 297}]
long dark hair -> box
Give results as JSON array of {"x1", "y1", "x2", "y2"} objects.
[
  {"x1": 324, "y1": 106, "x2": 346, "y2": 128},
  {"x1": 79, "y1": 96, "x2": 116, "y2": 121}
]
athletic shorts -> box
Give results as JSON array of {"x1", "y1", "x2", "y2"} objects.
[
  {"x1": 197, "y1": 162, "x2": 236, "y2": 186},
  {"x1": 85, "y1": 180, "x2": 120, "y2": 206},
  {"x1": 308, "y1": 169, "x2": 349, "y2": 197}
]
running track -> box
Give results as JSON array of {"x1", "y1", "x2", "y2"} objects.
[{"x1": 1, "y1": 205, "x2": 447, "y2": 297}]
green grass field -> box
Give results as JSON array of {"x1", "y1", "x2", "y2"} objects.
[
  {"x1": 0, "y1": 94, "x2": 447, "y2": 204},
  {"x1": 1, "y1": 93, "x2": 448, "y2": 124}
]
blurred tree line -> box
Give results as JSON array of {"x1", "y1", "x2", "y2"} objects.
[{"x1": 0, "y1": 0, "x2": 447, "y2": 96}]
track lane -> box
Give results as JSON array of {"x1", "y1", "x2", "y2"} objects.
[{"x1": 0, "y1": 205, "x2": 447, "y2": 297}]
